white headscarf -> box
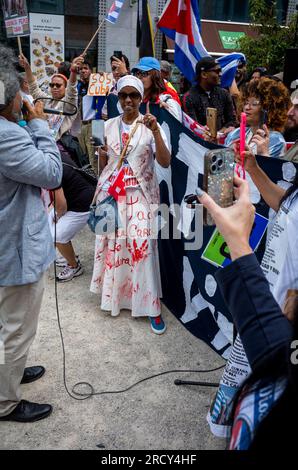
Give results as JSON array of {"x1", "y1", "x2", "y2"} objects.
[{"x1": 117, "y1": 75, "x2": 144, "y2": 99}]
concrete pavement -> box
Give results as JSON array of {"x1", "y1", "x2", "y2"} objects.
[{"x1": 0, "y1": 227, "x2": 226, "y2": 450}]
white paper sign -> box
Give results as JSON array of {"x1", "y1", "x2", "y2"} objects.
[
  {"x1": 87, "y1": 73, "x2": 113, "y2": 97},
  {"x1": 30, "y1": 13, "x2": 65, "y2": 89}
]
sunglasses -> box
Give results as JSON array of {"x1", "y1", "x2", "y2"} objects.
[
  {"x1": 118, "y1": 91, "x2": 141, "y2": 100},
  {"x1": 49, "y1": 83, "x2": 63, "y2": 89},
  {"x1": 208, "y1": 68, "x2": 222, "y2": 75},
  {"x1": 134, "y1": 70, "x2": 150, "y2": 78}
]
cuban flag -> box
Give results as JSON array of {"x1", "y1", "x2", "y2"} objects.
[
  {"x1": 106, "y1": 0, "x2": 126, "y2": 24},
  {"x1": 218, "y1": 52, "x2": 246, "y2": 88},
  {"x1": 157, "y1": 0, "x2": 246, "y2": 88}
]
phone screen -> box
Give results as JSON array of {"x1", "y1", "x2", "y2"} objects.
[
  {"x1": 92, "y1": 120, "x2": 105, "y2": 147},
  {"x1": 259, "y1": 109, "x2": 268, "y2": 127},
  {"x1": 113, "y1": 50, "x2": 123, "y2": 60}
]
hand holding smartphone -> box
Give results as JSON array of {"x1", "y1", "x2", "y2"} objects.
[
  {"x1": 203, "y1": 148, "x2": 235, "y2": 225},
  {"x1": 185, "y1": 148, "x2": 235, "y2": 226},
  {"x1": 113, "y1": 50, "x2": 123, "y2": 60},
  {"x1": 206, "y1": 107, "x2": 218, "y2": 139}
]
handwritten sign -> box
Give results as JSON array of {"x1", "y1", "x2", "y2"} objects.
[
  {"x1": 88, "y1": 73, "x2": 113, "y2": 97},
  {"x1": 1, "y1": 0, "x2": 30, "y2": 38}
]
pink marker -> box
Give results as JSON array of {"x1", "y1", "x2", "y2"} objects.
[
  {"x1": 240, "y1": 112, "x2": 247, "y2": 154},
  {"x1": 239, "y1": 112, "x2": 247, "y2": 179}
]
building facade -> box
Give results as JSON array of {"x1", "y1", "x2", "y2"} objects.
[
  {"x1": 0, "y1": 0, "x2": 294, "y2": 71},
  {"x1": 0, "y1": 0, "x2": 99, "y2": 67}
]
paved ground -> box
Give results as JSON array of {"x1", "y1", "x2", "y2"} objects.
[{"x1": 0, "y1": 227, "x2": 226, "y2": 450}]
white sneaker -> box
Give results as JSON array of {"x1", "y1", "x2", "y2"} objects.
[
  {"x1": 56, "y1": 263, "x2": 84, "y2": 282},
  {"x1": 56, "y1": 255, "x2": 79, "y2": 268}
]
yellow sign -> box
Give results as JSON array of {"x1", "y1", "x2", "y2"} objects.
[{"x1": 88, "y1": 73, "x2": 113, "y2": 97}]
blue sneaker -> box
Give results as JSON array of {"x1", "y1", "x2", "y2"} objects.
[{"x1": 149, "y1": 315, "x2": 166, "y2": 335}]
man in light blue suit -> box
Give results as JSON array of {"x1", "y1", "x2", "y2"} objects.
[{"x1": 0, "y1": 49, "x2": 62, "y2": 422}]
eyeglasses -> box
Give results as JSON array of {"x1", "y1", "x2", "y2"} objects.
[
  {"x1": 118, "y1": 91, "x2": 141, "y2": 100},
  {"x1": 134, "y1": 70, "x2": 150, "y2": 78},
  {"x1": 244, "y1": 100, "x2": 261, "y2": 108},
  {"x1": 49, "y1": 83, "x2": 63, "y2": 89},
  {"x1": 207, "y1": 68, "x2": 222, "y2": 75}
]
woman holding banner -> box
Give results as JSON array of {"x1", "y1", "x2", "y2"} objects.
[{"x1": 90, "y1": 75, "x2": 171, "y2": 334}]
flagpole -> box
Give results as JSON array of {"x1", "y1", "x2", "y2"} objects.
[{"x1": 82, "y1": 18, "x2": 105, "y2": 56}]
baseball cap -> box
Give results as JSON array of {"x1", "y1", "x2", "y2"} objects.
[
  {"x1": 195, "y1": 57, "x2": 219, "y2": 76},
  {"x1": 132, "y1": 57, "x2": 161, "y2": 73}
]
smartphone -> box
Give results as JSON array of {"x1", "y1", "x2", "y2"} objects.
[
  {"x1": 259, "y1": 109, "x2": 268, "y2": 127},
  {"x1": 91, "y1": 119, "x2": 105, "y2": 147},
  {"x1": 206, "y1": 107, "x2": 218, "y2": 139},
  {"x1": 113, "y1": 50, "x2": 123, "y2": 60},
  {"x1": 203, "y1": 148, "x2": 235, "y2": 225}
]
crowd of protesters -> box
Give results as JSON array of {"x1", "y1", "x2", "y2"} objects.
[{"x1": 0, "y1": 42, "x2": 298, "y2": 454}]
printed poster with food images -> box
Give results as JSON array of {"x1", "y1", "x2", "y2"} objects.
[{"x1": 29, "y1": 13, "x2": 64, "y2": 90}]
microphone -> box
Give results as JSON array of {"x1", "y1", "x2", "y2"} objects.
[
  {"x1": 43, "y1": 108, "x2": 66, "y2": 115},
  {"x1": 33, "y1": 98, "x2": 78, "y2": 116}
]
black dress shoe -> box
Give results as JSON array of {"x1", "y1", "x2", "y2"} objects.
[
  {"x1": 0, "y1": 400, "x2": 52, "y2": 422},
  {"x1": 21, "y1": 366, "x2": 45, "y2": 384}
]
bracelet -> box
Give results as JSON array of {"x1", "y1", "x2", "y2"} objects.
[{"x1": 152, "y1": 128, "x2": 160, "y2": 136}]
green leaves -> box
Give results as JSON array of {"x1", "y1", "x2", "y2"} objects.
[{"x1": 238, "y1": 0, "x2": 297, "y2": 74}]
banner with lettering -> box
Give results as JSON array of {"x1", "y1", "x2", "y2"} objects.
[{"x1": 106, "y1": 96, "x2": 298, "y2": 359}]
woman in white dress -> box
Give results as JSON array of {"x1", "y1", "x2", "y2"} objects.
[{"x1": 90, "y1": 76, "x2": 171, "y2": 334}]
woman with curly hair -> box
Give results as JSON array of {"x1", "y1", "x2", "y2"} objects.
[
  {"x1": 225, "y1": 77, "x2": 291, "y2": 158},
  {"x1": 131, "y1": 57, "x2": 182, "y2": 121}
]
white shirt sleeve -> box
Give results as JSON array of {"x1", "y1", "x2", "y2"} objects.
[{"x1": 159, "y1": 95, "x2": 182, "y2": 122}]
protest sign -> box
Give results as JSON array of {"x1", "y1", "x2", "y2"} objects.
[
  {"x1": 29, "y1": 13, "x2": 64, "y2": 89},
  {"x1": 88, "y1": 73, "x2": 113, "y2": 97},
  {"x1": 1, "y1": 0, "x2": 30, "y2": 38}
]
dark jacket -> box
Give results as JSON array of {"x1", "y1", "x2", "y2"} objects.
[
  {"x1": 216, "y1": 253, "x2": 297, "y2": 451},
  {"x1": 215, "y1": 253, "x2": 292, "y2": 370},
  {"x1": 182, "y1": 85, "x2": 237, "y2": 130}
]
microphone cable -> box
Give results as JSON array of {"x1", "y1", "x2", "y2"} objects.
[{"x1": 53, "y1": 193, "x2": 225, "y2": 401}]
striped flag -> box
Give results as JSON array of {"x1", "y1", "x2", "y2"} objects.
[
  {"x1": 157, "y1": 0, "x2": 246, "y2": 88},
  {"x1": 136, "y1": 0, "x2": 155, "y2": 58},
  {"x1": 106, "y1": 0, "x2": 126, "y2": 25},
  {"x1": 157, "y1": 0, "x2": 209, "y2": 83}
]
